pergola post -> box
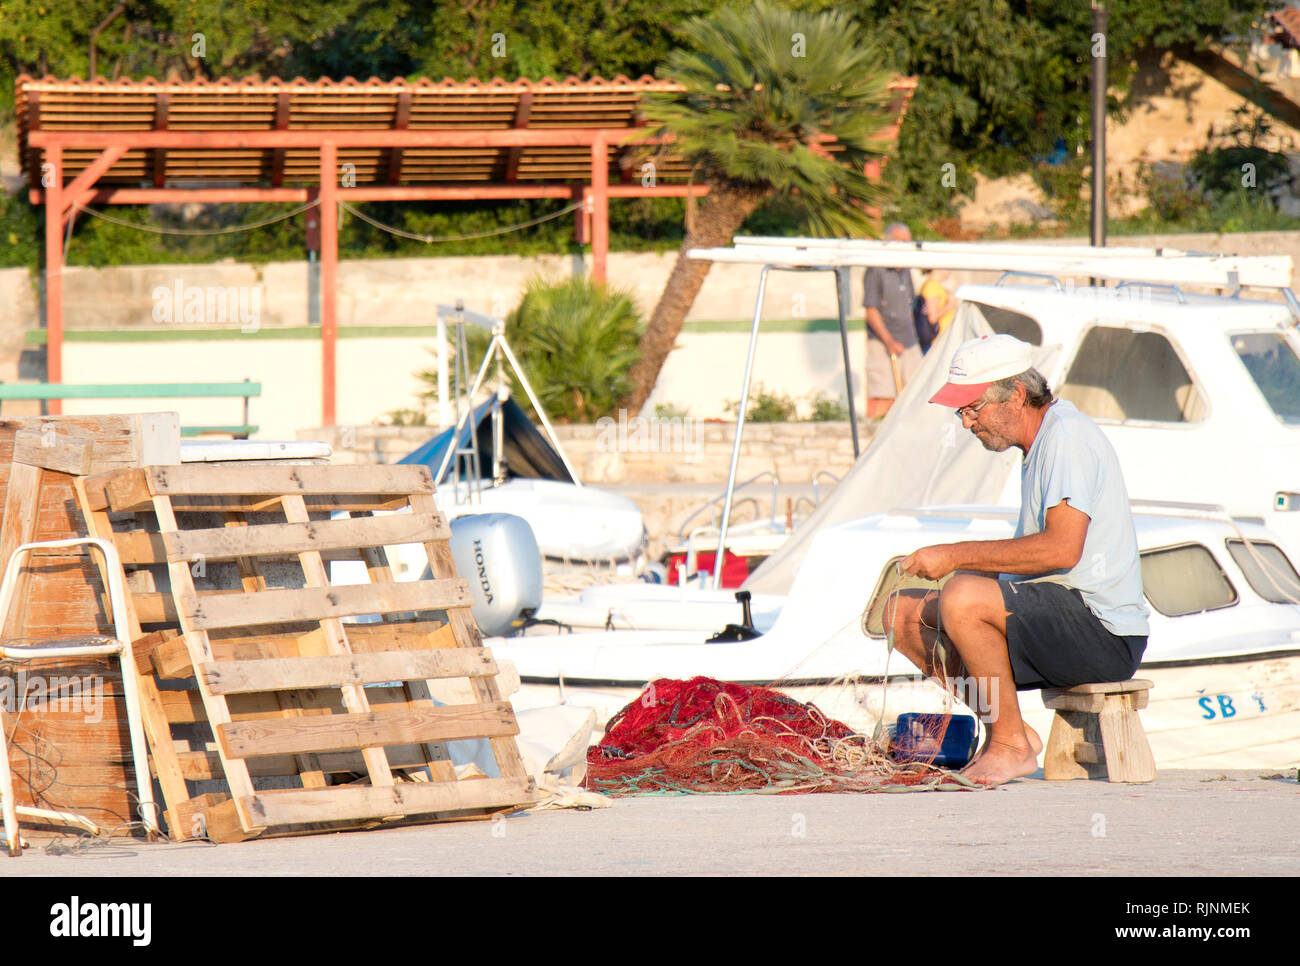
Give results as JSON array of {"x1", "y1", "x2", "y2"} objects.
[
  {"x1": 43, "y1": 145, "x2": 63, "y2": 412},
  {"x1": 590, "y1": 136, "x2": 608, "y2": 283},
  {"x1": 319, "y1": 142, "x2": 338, "y2": 427}
]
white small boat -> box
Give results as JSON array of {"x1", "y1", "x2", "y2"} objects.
[
  {"x1": 495, "y1": 505, "x2": 1300, "y2": 770},
  {"x1": 396, "y1": 393, "x2": 646, "y2": 565}
]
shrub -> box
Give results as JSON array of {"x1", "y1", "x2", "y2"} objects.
[
  {"x1": 400, "y1": 276, "x2": 644, "y2": 425},
  {"x1": 808, "y1": 393, "x2": 850, "y2": 421},
  {"x1": 725, "y1": 384, "x2": 798, "y2": 422}
]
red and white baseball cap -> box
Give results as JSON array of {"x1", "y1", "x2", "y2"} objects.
[{"x1": 929, "y1": 334, "x2": 1034, "y2": 408}]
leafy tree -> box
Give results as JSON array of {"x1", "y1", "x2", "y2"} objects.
[
  {"x1": 496, "y1": 275, "x2": 643, "y2": 422},
  {"x1": 620, "y1": 0, "x2": 897, "y2": 413},
  {"x1": 841, "y1": 0, "x2": 1276, "y2": 222}
]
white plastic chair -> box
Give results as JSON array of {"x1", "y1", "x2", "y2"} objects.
[{"x1": 0, "y1": 538, "x2": 157, "y2": 855}]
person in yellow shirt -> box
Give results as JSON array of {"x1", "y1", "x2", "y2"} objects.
[{"x1": 919, "y1": 269, "x2": 955, "y2": 349}]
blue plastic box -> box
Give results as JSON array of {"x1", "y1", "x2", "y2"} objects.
[{"x1": 891, "y1": 712, "x2": 978, "y2": 768}]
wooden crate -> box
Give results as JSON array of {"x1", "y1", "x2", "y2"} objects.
[
  {"x1": 78, "y1": 463, "x2": 537, "y2": 841},
  {"x1": 0, "y1": 414, "x2": 178, "y2": 828}
]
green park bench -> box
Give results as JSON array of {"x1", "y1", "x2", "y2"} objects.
[{"x1": 0, "y1": 380, "x2": 261, "y2": 438}]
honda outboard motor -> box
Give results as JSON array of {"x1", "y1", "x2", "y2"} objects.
[{"x1": 442, "y1": 513, "x2": 543, "y2": 637}]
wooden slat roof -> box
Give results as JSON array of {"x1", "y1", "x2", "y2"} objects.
[{"x1": 15, "y1": 74, "x2": 916, "y2": 190}]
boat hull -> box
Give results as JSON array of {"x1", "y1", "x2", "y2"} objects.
[{"x1": 511, "y1": 651, "x2": 1300, "y2": 771}]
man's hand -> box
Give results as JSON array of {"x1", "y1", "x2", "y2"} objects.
[
  {"x1": 900, "y1": 545, "x2": 956, "y2": 580},
  {"x1": 884, "y1": 336, "x2": 905, "y2": 357}
]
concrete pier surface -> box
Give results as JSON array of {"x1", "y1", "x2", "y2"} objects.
[{"x1": 4, "y1": 769, "x2": 1297, "y2": 877}]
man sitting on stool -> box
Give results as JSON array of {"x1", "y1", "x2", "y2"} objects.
[{"x1": 886, "y1": 334, "x2": 1150, "y2": 785}]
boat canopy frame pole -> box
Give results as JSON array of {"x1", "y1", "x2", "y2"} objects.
[
  {"x1": 431, "y1": 323, "x2": 585, "y2": 489},
  {"x1": 834, "y1": 265, "x2": 861, "y2": 457},
  {"x1": 713, "y1": 265, "x2": 771, "y2": 591},
  {"x1": 710, "y1": 263, "x2": 862, "y2": 590}
]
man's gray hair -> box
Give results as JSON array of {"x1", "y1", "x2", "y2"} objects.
[
  {"x1": 883, "y1": 221, "x2": 910, "y2": 240},
  {"x1": 987, "y1": 367, "x2": 1053, "y2": 408}
]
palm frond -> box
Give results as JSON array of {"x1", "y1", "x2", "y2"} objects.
[{"x1": 642, "y1": 0, "x2": 897, "y2": 232}]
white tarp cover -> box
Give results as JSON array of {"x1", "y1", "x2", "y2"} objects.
[{"x1": 744, "y1": 303, "x2": 1061, "y2": 594}]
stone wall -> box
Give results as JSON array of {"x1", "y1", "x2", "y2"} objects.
[{"x1": 302, "y1": 419, "x2": 875, "y2": 486}]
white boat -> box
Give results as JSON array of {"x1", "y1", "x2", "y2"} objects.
[
  {"x1": 530, "y1": 238, "x2": 1300, "y2": 634},
  {"x1": 496, "y1": 505, "x2": 1300, "y2": 770},
  {"x1": 395, "y1": 393, "x2": 646, "y2": 566}
]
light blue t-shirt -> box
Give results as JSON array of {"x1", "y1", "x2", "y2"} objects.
[{"x1": 1009, "y1": 399, "x2": 1150, "y2": 637}]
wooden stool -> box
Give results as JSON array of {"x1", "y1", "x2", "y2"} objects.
[{"x1": 1042, "y1": 679, "x2": 1156, "y2": 783}]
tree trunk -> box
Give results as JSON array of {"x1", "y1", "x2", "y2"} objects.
[{"x1": 621, "y1": 183, "x2": 768, "y2": 414}]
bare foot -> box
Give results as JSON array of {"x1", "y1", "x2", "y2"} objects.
[
  {"x1": 1024, "y1": 723, "x2": 1042, "y2": 758},
  {"x1": 960, "y1": 739, "x2": 1038, "y2": 786},
  {"x1": 969, "y1": 722, "x2": 1040, "y2": 764}
]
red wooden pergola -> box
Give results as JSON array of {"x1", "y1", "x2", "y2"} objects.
[{"x1": 16, "y1": 74, "x2": 915, "y2": 425}]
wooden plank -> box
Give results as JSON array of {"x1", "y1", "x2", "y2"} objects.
[
  {"x1": 182, "y1": 577, "x2": 471, "y2": 629},
  {"x1": 131, "y1": 627, "x2": 180, "y2": 676},
  {"x1": 1042, "y1": 692, "x2": 1105, "y2": 713},
  {"x1": 0, "y1": 461, "x2": 43, "y2": 639},
  {"x1": 342, "y1": 620, "x2": 454, "y2": 652},
  {"x1": 162, "y1": 512, "x2": 450, "y2": 562},
  {"x1": 153, "y1": 628, "x2": 348, "y2": 679},
  {"x1": 150, "y1": 491, "x2": 263, "y2": 833},
  {"x1": 241, "y1": 775, "x2": 537, "y2": 827},
  {"x1": 139, "y1": 464, "x2": 434, "y2": 499},
  {"x1": 150, "y1": 634, "x2": 196, "y2": 679},
  {"x1": 165, "y1": 495, "x2": 412, "y2": 514},
  {"x1": 197, "y1": 798, "x2": 263, "y2": 844},
  {"x1": 115, "y1": 528, "x2": 369, "y2": 565},
  {"x1": 157, "y1": 746, "x2": 432, "y2": 780},
  {"x1": 160, "y1": 688, "x2": 354, "y2": 725},
  {"x1": 1043, "y1": 712, "x2": 1089, "y2": 781},
  {"x1": 202, "y1": 648, "x2": 498, "y2": 694},
  {"x1": 1048, "y1": 679, "x2": 1154, "y2": 696},
  {"x1": 164, "y1": 792, "x2": 230, "y2": 843},
  {"x1": 217, "y1": 702, "x2": 518, "y2": 758},
  {"x1": 132, "y1": 588, "x2": 245, "y2": 625},
  {"x1": 1097, "y1": 699, "x2": 1156, "y2": 783},
  {"x1": 13, "y1": 428, "x2": 93, "y2": 475},
  {"x1": 97, "y1": 468, "x2": 154, "y2": 513}
]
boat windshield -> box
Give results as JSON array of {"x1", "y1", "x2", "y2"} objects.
[{"x1": 1231, "y1": 332, "x2": 1300, "y2": 425}]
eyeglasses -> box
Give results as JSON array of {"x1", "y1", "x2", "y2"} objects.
[{"x1": 955, "y1": 399, "x2": 991, "y2": 421}]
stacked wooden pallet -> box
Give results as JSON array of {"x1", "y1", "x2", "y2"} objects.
[{"x1": 75, "y1": 463, "x2": 536, "y2": 842}]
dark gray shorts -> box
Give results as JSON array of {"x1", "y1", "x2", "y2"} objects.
[{"x1": 998, "y1": 580, "x2": 1146, "y2": 691}]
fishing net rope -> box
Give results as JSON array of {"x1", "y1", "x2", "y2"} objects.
[{"x1": 584, "y1": 676, "x2": 979, "y2": 796}]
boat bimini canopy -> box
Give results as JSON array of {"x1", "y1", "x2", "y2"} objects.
[{"x1": 694, "y1": 236, "x2": 1296, "y2": 290}]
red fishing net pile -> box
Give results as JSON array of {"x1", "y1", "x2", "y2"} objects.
[{"x1": 585, "y1": 676, "x2": 968, "y2": 796}]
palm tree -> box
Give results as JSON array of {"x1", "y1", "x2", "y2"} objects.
[{"x1": 620, "y1": 0, "x2": 902, "y2": 413}]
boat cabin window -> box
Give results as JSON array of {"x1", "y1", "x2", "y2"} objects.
[
  {"x1": 1230, "y1": 332, "x2": 1300, "y2": 425},
  {"x1": 1140, "y1": 543, "x2": 1238, "y2": 617},
  {"x1": 1060, "y1": 326, "x2": 1206, "y2": 423},
  {"x1": 966, "y1": 303, "x2": 1043, "y2": 345},
  {"x1": 862, "y1": 557, "x2": 955, "y2": 638},
  {"x1": 1225, "y1": 539, "x2": 1300, "y2": 603}
]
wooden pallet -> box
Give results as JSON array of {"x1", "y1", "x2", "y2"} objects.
[{"x1": 75, "y1": 464, "x2": 536, "y2": 841}]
